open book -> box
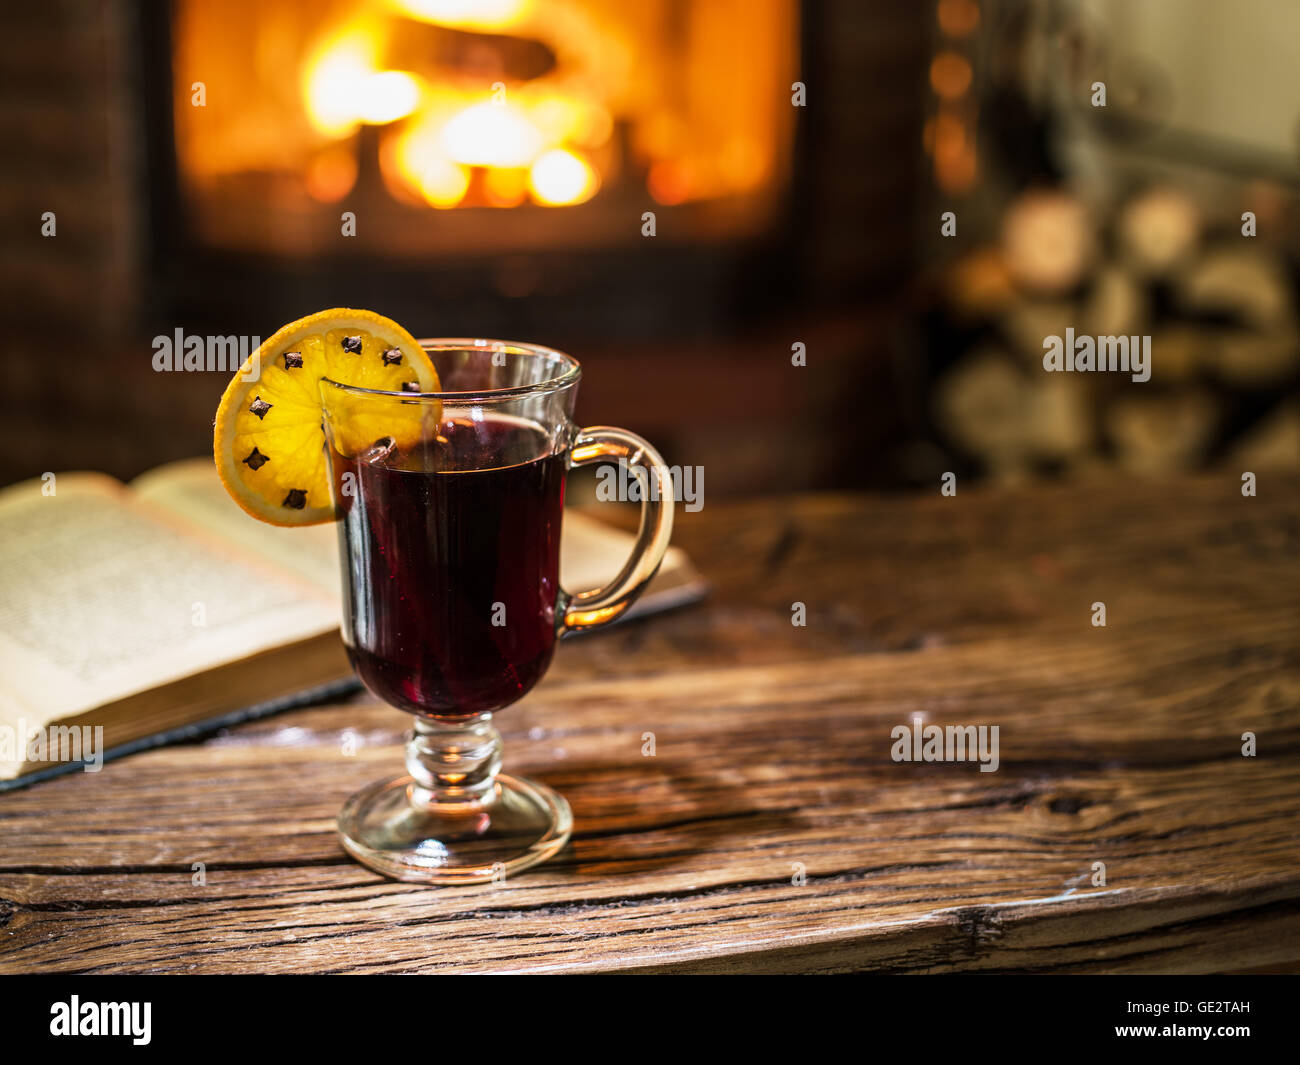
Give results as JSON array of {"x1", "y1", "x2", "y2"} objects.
[{"x1": 0, "y1": 459, "x2": 704, "y2": 786}]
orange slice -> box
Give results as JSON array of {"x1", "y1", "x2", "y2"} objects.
[{"x1": 213, "y1": 309, "x2": 440, "y2": 526}]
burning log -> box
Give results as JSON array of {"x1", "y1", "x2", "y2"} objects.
[{"x1": 384, "y1": 22, "x2": 558, "y2": 82}]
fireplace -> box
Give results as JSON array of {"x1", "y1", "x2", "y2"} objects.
[
  {"x1": 2, "y1": 0, "x2": 931, "y2": 493},
  {"x1": 147, "y1": 0, "x2": 802, "y2": 339}
]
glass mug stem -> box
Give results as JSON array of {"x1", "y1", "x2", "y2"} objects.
[{"x1": 406, "y1": 714, "x2": 503, "y2": 808}]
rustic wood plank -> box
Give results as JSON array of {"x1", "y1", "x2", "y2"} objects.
[{"x1": 0, "y1": 474, "x2": 1297, "y2": 973}]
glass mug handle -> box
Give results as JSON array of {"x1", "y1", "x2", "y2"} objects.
[{"x1": 560, "y1": 426, "x2": 675, "y2": 635}]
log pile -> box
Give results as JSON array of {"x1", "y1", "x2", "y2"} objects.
[{"x1": 937, "y1": 185, "x2": 1299, "y2": 480}]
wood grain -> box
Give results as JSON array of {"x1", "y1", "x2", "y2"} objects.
[{"x1": 1, "y1": 473, "x2": 1298, "y2": 973}]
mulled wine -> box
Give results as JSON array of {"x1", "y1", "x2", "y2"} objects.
[
  {"x1": 322, "y1": 338, "x2": 674, "y2": 883},
  {"x1": 332, "y1": 413, "x2": 566, "y2": 717}
]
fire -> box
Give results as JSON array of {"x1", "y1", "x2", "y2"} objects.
[
  {"x1": 392, "y1": 92, "x2": 606, "y2": 205},
  {"x1": 389, "y1": 115, "x2": 471, "y2": 208},
  {"x1": 357, "y1": 71, "x2": 421, "y2": 125},
  {"x1": 301, "y1": 14, "x2": 611, "y2": 207},
  {"x1": 413, "y1": 157, "x2": 472, "y2": 209},
  {"x1": 385, "y1": 0, "x2": 534, "y2": 32},
  {"x1": 528, "y1": 149, "x2": 598, "y2": 206},
  {"x1": 441, "y1": 102, "x2": 543, "y2": 168},
  {"x1": 173, "y1": 0, "x2": 796, "y2": 227},
  {"x1": 301, "y1": 25, "x2": 383, "y2": 138},
  {"x1": 302, "y1": 23, "x2": 419, "y2": 133}
]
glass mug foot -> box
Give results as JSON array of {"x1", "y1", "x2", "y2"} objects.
[
  {"x1": 338, "y1": 775, "x2": 572, "y2": 884},
  {"x1": 338, "y1": 715, "x2": 572, "y2": 884}
]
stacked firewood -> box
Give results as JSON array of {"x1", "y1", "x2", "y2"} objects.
[{"x1": 935, "y1": 185, "x2": 1299, "y2": 481}]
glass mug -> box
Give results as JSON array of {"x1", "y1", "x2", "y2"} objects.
[{"x1": 319, "y1": 339, "x2": 674, "y2": 883}]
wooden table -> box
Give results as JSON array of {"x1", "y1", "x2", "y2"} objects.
[{"x1": 2, "y1": 474, "x2": 1298, "y2": 973}]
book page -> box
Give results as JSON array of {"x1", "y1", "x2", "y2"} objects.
[
  {"x1": 132, "y1": 459, "x2": 342, "y2": 600},
  {"x1": 0, "y1": 475, "x2": 337, "y2": 747},
  {"x1": 560, "y1": 507, "x2": 692, "y2": 593}
]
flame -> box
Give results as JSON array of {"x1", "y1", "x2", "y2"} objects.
[
  {"x1": 302, "y1": 26, "x2": 380, "y2": 137},
  {"x1": 485, "y1": 167, "x2": 528, "y2": 207},
  {"x1": 415, "y1": 157, "x2": 472, "y2": 208},
  {"x1": 303, "y1": 24, "x2": 419, "y2": 136},
  {"x1": 442, "y1": 102, "x2": 544, "y2": 168},
  {"x1": 390, "y1": 116, "x2": 471, "y2": 207},
  {"x1": 302, "y1": 2, "x2": 617, "y2": 208},
  {"x1": 386, "y1": 0, "x2": 534, "y2": 32},
  {"x1": 357, "y1": 71, "x2": 421, "y2": 125},
  {"x1": 527, "y1": 91, "x2": 613, "y2": 148},
  {"x1": 529, "y1": 148, "x2": 597, "y2": 206},
  {"x1": 384, "y1": 84, "x2": 610, "y2": 207},
  {"x1": 282, "y1": 0, "x2": 785, "y2": 212}
]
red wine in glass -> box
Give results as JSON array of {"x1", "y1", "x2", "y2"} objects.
[
  {"x1": 332, "y1": 413, "x2": 567, "y2": 718},
  {"x1": 322, "y1": 338, "x2": 674, "y2": 884}
]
